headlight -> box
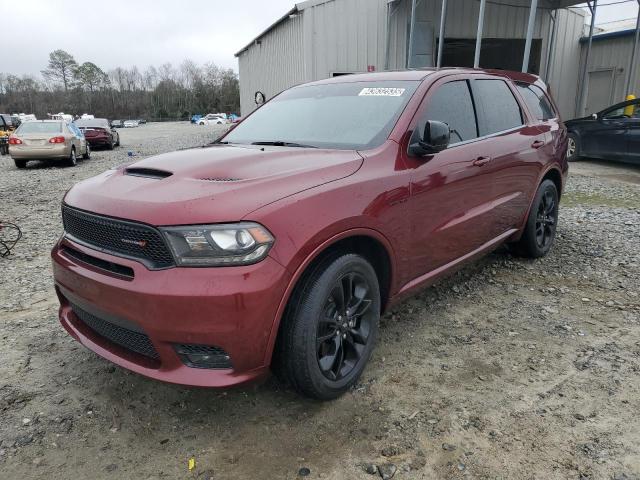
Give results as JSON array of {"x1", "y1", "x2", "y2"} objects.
[{"x1": 161, "y1": 222, "x2": 274, "y2": 266}]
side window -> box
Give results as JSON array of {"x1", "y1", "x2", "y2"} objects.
[
  {"x1": 516, "y1": 82, "x2": 555, "y2": 121},
  {"x1": 472, "y1": 79, "x2": 523, "y2": 136},
  {"x1": 423, "y1": 80, "x2": 478, "y2": 145}
]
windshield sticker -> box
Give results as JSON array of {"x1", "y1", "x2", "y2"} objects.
[{"x1": 358, "y1": 87, "x2": 405, "y2": 97}]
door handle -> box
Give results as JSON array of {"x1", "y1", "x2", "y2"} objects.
[
  {"x1": 472, "y1": 156, "x2": 491, "y2": 167},
  {"x1": 531, "y1": 140, "x2": 545, "y2": 149}
]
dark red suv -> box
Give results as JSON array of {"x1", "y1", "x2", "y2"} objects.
[{"x1": 52, "y1": 69, "x2": 568, "y2": 399}]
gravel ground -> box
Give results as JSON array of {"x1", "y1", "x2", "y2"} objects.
[{"x1": 0, "y1": 122, "x2": 639, "y2": 480}]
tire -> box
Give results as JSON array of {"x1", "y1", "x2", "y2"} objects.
[
  {"x1": 567, "y1": 133, "x2": 581, "y2": 162},
  {"x1": 512, "y1": 179, "x2": 559, "y2": 258},
  {"x1": 82, "y1": 143, "x2": 91, "y2": 160},
  {"x1": 67, "y1": 147, "x2": 77, "y2": 167},
  {"x1": 115, "y1": 134, "x2": 120, "y2": 147},
  {"x1": 107, "y1": 139, "x2": 114, "y2": 150},
  {"x1": 275, "y1": 254, "x2": 381, "y2": 400},
  {"x1": 14, "y1": 159, "x2": 26, "y2": 169}
]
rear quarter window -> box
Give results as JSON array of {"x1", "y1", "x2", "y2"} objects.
[
  {"x1": 471, "y1": 79, "x2": 523, "y2": 136},
  {"x1": 516, "y1": 83, "x2": 556, "y2": 121}
]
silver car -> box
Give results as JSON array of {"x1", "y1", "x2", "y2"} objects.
[{"x1": 9, "y1": 120, "x2": 90, "y2": 168}]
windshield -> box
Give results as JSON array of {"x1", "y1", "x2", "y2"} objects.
[
  {"x1": 17, "y1": 122, "x2": 62, "y2": 134},
  {"x1": 223, "y1": 81, "x2": 419, "y2": 150}
]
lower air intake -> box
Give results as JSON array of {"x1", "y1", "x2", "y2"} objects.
[{"x1": 174, "y1": 344, "x2": 232, "y2": 369}]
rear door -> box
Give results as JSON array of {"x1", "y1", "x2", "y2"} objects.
[{"x1": 469, "y1": 76, "x2": 544, "y2": 233}]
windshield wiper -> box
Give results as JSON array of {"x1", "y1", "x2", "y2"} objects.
[{"x1": 251, "y1": 141, "x2": 318, "y2": 149}]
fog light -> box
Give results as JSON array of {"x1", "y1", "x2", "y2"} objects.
[{"x1": 174, "y1": 344, "x2": 232, "y2": 369}]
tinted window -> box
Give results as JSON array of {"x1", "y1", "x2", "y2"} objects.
[
  {"x1": 224, "y1": 81, "x2": 420, "y2": 150},
  {"x1": 516, "y1": 83, "x2": 555, "y2": 120},
  {"x1": 423, "y1": 81, "x2": 477, "y2": 144},
  {"x1": 472, "y1": 80, "x2": 523, "y2": 136}
]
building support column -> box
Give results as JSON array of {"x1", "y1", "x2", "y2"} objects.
[
  {"x1": 577, "y1": 0, "x2": 597, "y2": 116},
  {"x1": 623, "y1": 1, "x2": 640, "y2": 98},
  {"x1": 544, "y1": 10, "x2": 558, "y2": 82},
  {"x1": 436, "y1": 0, "x2": 448, "y2": 68},
  {"x1": 474, "y1": 0, "x2": 487, "y2": 68},
  {"x1": 408, "y1": 0, "x2": 418, "y2": 68},
  {"x1": 522, "y1": 0, "x2": 539, "y2": 72}
]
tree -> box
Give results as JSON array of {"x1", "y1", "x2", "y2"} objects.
[
  {"x1": 75, "y1": 62, "x2": 107, "y2": 92},
  {"x1": 41, "y1": 50, "x2": 78, "y2": 91}
]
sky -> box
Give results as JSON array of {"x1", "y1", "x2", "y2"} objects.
[{"x1": 6, "y1": 0, "x2": 638, "y2": 78}]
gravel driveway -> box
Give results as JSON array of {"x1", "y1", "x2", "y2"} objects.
[{"x1": 0, "y1": 122, "x2": 639, "y2": 479}]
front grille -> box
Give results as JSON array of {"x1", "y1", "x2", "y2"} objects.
[
  {"x1": 62, "y1": 205, "x2": 174, "y2": 269},
  {"x1": 70, "y1": 302, "x2": 159, "y2": 360}
]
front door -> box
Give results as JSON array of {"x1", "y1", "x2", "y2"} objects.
[{"x1": 405, "y1": 77, "x2": 498, "y2": 279}]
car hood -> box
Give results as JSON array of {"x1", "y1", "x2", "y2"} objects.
[{"x1": 64, "y1": 145, "x2": 364, "y2": 225}]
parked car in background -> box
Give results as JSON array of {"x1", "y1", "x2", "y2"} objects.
[
  {"x1": 10, "y1": 120, "x2": 90, "y2": 168},
  {"x1": 566, "y1": 97, "x2": 640, "y2": 164},
  {"x1": 81, "y1": 114, "x2": 95, "y2": 120},
  {"x1": 123, "y1": 120, "x2": 139, "y2": 128},
  {"x1": 52, "y1": 69, "x2": 567, "y2": 399},
  {"x1": 191, "y1": 114, "x2": 202, "y2": 124},
  {"x1": 198, "y1": 114, "x2": 226, "y2": 125},
  {"x1": 0, "y1": 114, "x2": 15, "y2": 155},
  {"x1": 15, "y1": 113, "x2": 37, "y2": 123},
  {"x1": 137, "y1": 119, "x2": 147, "y2": 124},
  {"x1": 75, "y1": 118, "x2": 120, "y2": 150},
  {"x1": 111, "y1": 120, "x2": 124, "y2": 128}
]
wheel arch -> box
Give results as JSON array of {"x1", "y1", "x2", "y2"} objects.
[{"x1": 263, "y1": 228, "x2": 395, "y2": 366}]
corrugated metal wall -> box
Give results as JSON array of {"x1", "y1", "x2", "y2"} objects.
[
  {"x1": 577, "y1": 34, "x2": 640, "y2": 113},
  {"x1": 546, "y1": 8, "x2": 585, "y2": 119},
  {"x1": 301, "y1": 0, "x2": 389, "y2": 79},
  {"x1": 237, "y1": 0, "x2": 586, "y2": 119},
  {"x1": 237, "y1": 14, "x2": 305, "y2": 115}
]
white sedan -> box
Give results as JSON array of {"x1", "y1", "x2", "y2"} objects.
[
  {"x1": 123, "y1": 120, "x2": 139, "y2": 128},
  {"x1": 198, "y1": 115, "x2": 227, "y2": 125}
]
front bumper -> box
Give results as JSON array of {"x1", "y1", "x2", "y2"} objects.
[{"x1": 52, "y1": 237, "x2": 291, "y2": 387}]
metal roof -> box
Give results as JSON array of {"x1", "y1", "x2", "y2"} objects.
[{"x1": 579, "y1": 28, "x2": 639, "y2": 43}]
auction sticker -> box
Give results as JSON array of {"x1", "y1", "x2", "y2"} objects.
[{"x1": 359, "y1": 87, "x2": 405, "y2": 96}]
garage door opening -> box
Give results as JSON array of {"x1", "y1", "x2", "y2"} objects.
[{"x1": 436, "y1": 38, "x2": 542, "y2": 74}]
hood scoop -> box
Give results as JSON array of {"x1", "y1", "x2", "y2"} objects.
[{"x1": 125, "y1": 167, "x2": 173, "y2": 179}]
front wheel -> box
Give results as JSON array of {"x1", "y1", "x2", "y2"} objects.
[
  {"x1": 276, "y1": 254, "x2": 381, "y2": 400},
  {"x1": 567, "y1": 133, "x2": 581, "y2": 161},
  {"x1": 512, "y1": 179, "x2": 559, "y2": 258},
  {"x1": 82, "y1": 143, "x2": 91, "y2": 160}
]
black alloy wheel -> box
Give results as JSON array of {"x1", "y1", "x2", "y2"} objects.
[
  {"x1": 511, "y1": 179, "x2": 559, "y2": 258},
  {"x1": 275, "y1": 254, "x2": 381, "y2": 400},
  {"x1": 316, "y1": 272, "x2": 374, "y2": 381},
  {"x1": 535, "y1": 188, "x2": 556, "y2": 250}
]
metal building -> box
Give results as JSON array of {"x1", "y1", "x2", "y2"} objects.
[
  {"x1": 576, "y1": 23, "x2": 640, "y2": 116},
  {"x1": 235, "y1": 0, "x2": 588, "y2": 118}
]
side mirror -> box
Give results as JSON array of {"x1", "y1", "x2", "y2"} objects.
[
  {"x1": 408, "y1": 120, "x2": 450, "y2": 157},
  {"x1": 591, "y1": 113, "x2": 598, "y2": 120}
]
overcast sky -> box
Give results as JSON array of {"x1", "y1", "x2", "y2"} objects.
[{"x1": 6, "y1": 0, "x2": 638, "y2": 77}]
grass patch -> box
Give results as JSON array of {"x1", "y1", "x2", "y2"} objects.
[{"x1": 562, "y1": 190, "x2": 639, "y2": 209}]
